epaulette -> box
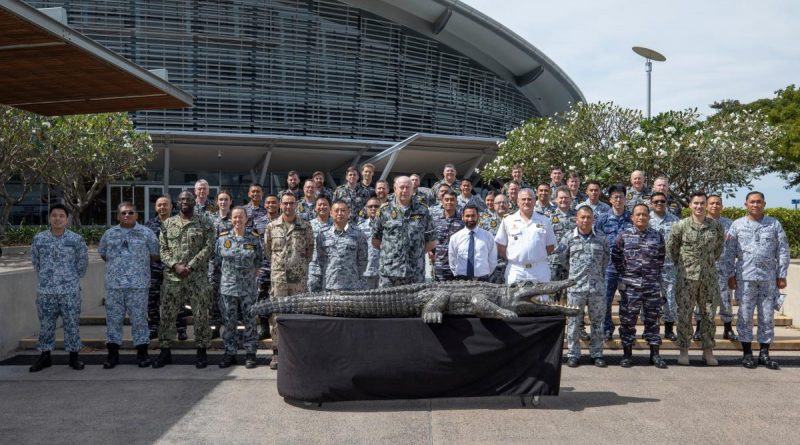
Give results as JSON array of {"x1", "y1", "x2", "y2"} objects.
[
  {"x1": 219, "y1": 230, "x2": 230, "y2": 237},
  {"x1": 251, "y1": 230, "x2": 260, "y2": 237}
]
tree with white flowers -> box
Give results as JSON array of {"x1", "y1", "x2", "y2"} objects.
[{"x1": 480, "y1": 101, "x2": 779, "y2": 205}]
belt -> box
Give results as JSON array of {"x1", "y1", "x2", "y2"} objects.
[
  {"x1": 454, "y1": 275, "x2": 489, "y2": 282},
  {"x1": 509, "y1": 260, "x2": 541, "y2": 269}
]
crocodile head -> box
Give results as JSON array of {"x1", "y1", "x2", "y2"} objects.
[{"x1": 502, "y1": 278, "x2": 580, "y2": 317}]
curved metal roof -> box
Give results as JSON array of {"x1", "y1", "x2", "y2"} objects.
[{"x1": 339, "y1": 0, "x2": 584, "y2": 116}]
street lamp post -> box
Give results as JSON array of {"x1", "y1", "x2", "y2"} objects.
[{"x1": 632, "y1": 46, "x2": 666, "y2": 119}]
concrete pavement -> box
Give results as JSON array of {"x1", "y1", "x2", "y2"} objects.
[{"x1": 1, "y1": 351, "x2": 799, "y2": 444}]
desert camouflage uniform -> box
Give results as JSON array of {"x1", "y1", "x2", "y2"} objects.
[
  {"x1": 159, "y1": 214, "x2": 215, "y2": 349},
  {"x1": 31, "y1": 229, "x2": 88, "y2": 352},
  {"x1": 98, "y1": 223, "x2": 159, "y2": 347},
  {"x1": 264, "y1": 216, "x2": 314, "y2": 345},
  {"x1": 668, "y1": 217, "x2": 725, "y2": 349},
  {"x1": 317, "y1": 224, "x2": 368, "y2": 290},
  {"x1": 372, "y1": 199, "x2": 435, "y2": 287},
  {"x1": 611, "y1": 226, "x2": 665, "y2": 347},
  {"x1": 214, "y1": 230, "x2": 263, "y2": 355},
  {"x1": 558, "y1": 228, "x2": 609, "y2": 359}
]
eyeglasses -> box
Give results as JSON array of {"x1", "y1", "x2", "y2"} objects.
[
  {"x1": 120, "y1": 211, "x2": 136, "y2": 216},
  {"x1": 652, "y1": 200, "x2": 666, "y2": 204},
  {"x1": 609, "y1": 195, "x2": 624, "y2": 201}
]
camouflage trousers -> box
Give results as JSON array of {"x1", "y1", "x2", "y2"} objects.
[
  {"x1": 603, "y1": 265, "x2": 621, "y2": 335},
  {"x1": 619, "y1": 285, "x2": 662, "y2": 347},
  {"x1": 379, "y1": 274, "x2": 423, "y2": 288},
  {"x1": 695, "y1": 275, "x2": 734, "y2": 323},
  {"x1": 257, "y1": 267, "x2": 271, "y2": 334},
  {"x1": 36, "y1": 292, "x2": 81, "y2": 352},
  {"x1": 208, "y1": 267, "x2": 224, "y2": 326},
  {"x1": 363, "y1": 275, "x2": 379, "y2": 290},
  {"x1": 307, "y1": 262, "x2": 323, "y2": 292},
  {"x1": 220, "y1": 293, "x2": 258, "y2": 355},
  {"x1": 676, "y1": 278, "x2": 718, "y2": 349},
  {"x1": 270, "y1": 281, "x2": 307, "y2": 350},
  {"x1": 147, "y1": 270, "x2": 188, "y2": 336},
  {"x1": 159, "y1": 277, "x2": 211, "y2": 349},
  {"x1": 566, "y1": 290, "x2": 606, "y2": 359},
  {"x1": 106, "y1": 288, "x2": 149, "y2": 346},
  {"x1": 660, "y1": 265, "x2": 677, "y2": 322},
  {"x1": 549, "y1": 262, "x2": 568, "y2": 303},
  {"x1": 737, "y1": 280, "x2": 776, "y2": 344}
]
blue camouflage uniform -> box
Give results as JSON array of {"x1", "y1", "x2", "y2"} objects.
[
  {"x1": 649, "y1": 210, "x2": 680, "y2": 323},
  {"x1": 665, "y1": 196, "x2": 683, "y2": 218},
  {"x1": 570, "y1": 191, "x2": 589, "y2": 211},
  {"x1": 612, "y1": 226, "x2": 666, "y2": 347},
  {"x1": 214, "y1": 230, "x2": 263, "y2": 355},
  {"x1": 431, "y1": 211, "x2": 465, "y2": 281},
  {"x1": 317, "y1": 224, "x2": 369, "y2": 290},
  {"x1": 578, "y1": 199, "x2": 611, "y2": 216},
  {"x1": 306, "y1": 218, "x2": 333, "y2": 291},
  {"x1": 594, "y1": 209, "x2": 632, "y2": 336},
  {"x1": 724, "y1": 216, "x2": 790, "y2": 344},
  {"x1": 429, "y1": 202, "x2": 464, "y2": 220},
  {"x1": 372, "y1": 199, "x2": 435, "y2": 287},
  {"x1": 297, "y1": 198, "x2": 317, "y2": 222},
  {"x1": 316, "y1": 186, "x2": 334, "y2": 202},
  {"x1": 209, "y1": 213, "x2": 233, "y2": 327},
  {"x1": 534, "y1": 201, "x2": 558, "y2": 217},
  {"x1": 696, "y1": 216, "x2": 735, "y2": 323},
  {"x1": 31, "y1": 229, "x2": 88, "y2": 352},
  {"x1": 253, "y1": 213, "x2": 272, "y2": 301},
  {"x1": 357, "y1": 218, "x2": 381, "y2": 289},
  {"x1": 334, "y1": 184, "x2": 373, "y2": 224},
  {"x1": 558, "y1": 228, "x2": 609, "y2": 359},
  {"x1": 479, "y1": 210, "x2": 505, "y2": 284},
  {"x1": 145, "y1": 216, "x2": 188, "y2": 337},
  {"x1": 625, "y1": 186, "x2": 651, "y2": 212},
  {"x1": 98, "y1": 223, "x2": 160, "y2": 347},
  {"x1": 457, "y1": 193, "x2": 485, "y2": 211},
  {"x1": 243, "y1": 202, "x2": 267, "y2": 232}
]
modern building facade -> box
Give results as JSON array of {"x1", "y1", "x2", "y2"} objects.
[{"x1": 12, "y1": 0, "x2": 583, "y2": 224}]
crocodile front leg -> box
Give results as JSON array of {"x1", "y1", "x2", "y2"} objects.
[
  {"x1": 472, "y1": 295, "x2": 518, "y2": 320},
  {"x1": 421, "y1": 291, "x2": 449, "y2": 323}
]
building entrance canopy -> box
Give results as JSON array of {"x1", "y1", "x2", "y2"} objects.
[{"x1": 0, "y1": 0, "x2": 192, "y2": 115}]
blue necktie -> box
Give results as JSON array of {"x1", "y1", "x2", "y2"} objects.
[{"x1": 467, "y1": 231, "x2": 475, "y2": 278}]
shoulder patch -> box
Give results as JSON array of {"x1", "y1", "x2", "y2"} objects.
[{"x1": 223, "y1": 239, "x2": 232, "y2": 248}]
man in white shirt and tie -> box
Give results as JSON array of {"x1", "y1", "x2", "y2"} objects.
[
  {"x1": 448, "y1": 204, "x2": 497, "y2": 281},
  {"x1": 495, "y1": 188, "x2": 557, "y2": 301}
]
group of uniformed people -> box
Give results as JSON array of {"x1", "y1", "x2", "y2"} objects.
[{"x1": 26, "y1": 163, "x2": 790, "y2": 372}]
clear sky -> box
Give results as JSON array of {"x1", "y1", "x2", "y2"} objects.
[{"x1": 462, "y1": 0, "x2": 800, "y2": 208}]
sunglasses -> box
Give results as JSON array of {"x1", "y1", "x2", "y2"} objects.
[
  {"x1": 652, "y1": 200, "x2": 666, "y2": 204},
  {"x1": 366, "y1": 205, "x2": 380, "y2": 209},
  {"x1": 120, "y1": 211, "x2": 136, "y2": 216}
]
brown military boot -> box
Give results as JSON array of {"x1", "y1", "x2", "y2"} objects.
[{"x1": 702, "y1": 348, "x2": 718, "y2": 366}]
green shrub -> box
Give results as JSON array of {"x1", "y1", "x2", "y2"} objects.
[{"x1": 2, "y1": 225, "x2": 109, "y2": 246}]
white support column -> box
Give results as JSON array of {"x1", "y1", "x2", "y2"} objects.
[
  {"x1": 462, "y1": 154, "x2": 486, "y2": 182},
  {"x1": 379, "y1": 151, "x2": 400, "y2": 181}
]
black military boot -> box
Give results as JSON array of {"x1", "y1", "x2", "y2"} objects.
[
  {"x1": 219, "y1": 354, "x2": 237, "y2": 369},
  {"x1": 692, "y1": 320, "x2": 702, "y2": 341},
  {"x1": 151, "y1": 348, "x2": 172, "y2": 368},
  {"x1": 29, "y1": 351, "x2": 52, "y2": 373},
  {"x1": 649, "y1": 345, "x2": 668, "y2": 369},
  {"x1": 195, "y1": 347, "x2": 208, "y2": 369},
  {"x1": 741, "y1": 342, "x2": 757, "y2": 369},
  {"x1": 620, "y1": 345, "x2": 633, "y2": 368},
  {"x1": 68, "y1": 352, "x2": 85, "y2": 370},
  {"x1": 663, "y1": 322, "x2": 677, "y2": 341},
  {"x1": 136, "y1": 344, "x2": 152, "y2": 368},
  {"x1": 177, "y1": 327, "x2": 188, "y2": 342},
  {"x1": 269, "y1": 348, "x2": 279, "y2": 370},
  {"x1": 758, "y1": 343, "x2": 780, "y2": 370},
  {"x1": 103, "y1": 343, "x2": 120, "y2": 369},
  {"x1": 245, "y1": 353, "x2": 258, "y2": 369},
  {"x1": 723, "y1": 322, "x2": 738, "y2": 340}
]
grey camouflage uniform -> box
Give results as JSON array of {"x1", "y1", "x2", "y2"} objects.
[
  {"x1": 577, "y1": 199, "x2": 611, "y2": 216},
  {"x1": 306, "y1": 218, "x2": 332, "y2": 291},
  {"x1": 558, "y1": 228, "x2": 609, "y2": 359},
  {"x1": 31, "y1": 229, "x2": 88, "y2": 352},
  {"x1": 649, "y1": 210, "x2": 680, "y2": 323},
  {"x1": 457, "y1": 193, "x2": 485, "y2": 211},
  {"x1": 98, "y1": 223, "x2": 159, "y2": 347},
  {"x1": 214, "y1": 231, "x2": 263, "y2": 355},
  {"x1": 372, "y1": 199, "x2": 435, "y2": 287},
  {"x1": 358, "y1": 218, "x2": 381, "y2": 289},
  {"x1": 534, "y1": 201, "x2": 558, "y2": 217},
  {"x1": 297, "y1": 198, "x2": 317, "y2": 222},
  {"x1": 625, "y1": 186, "x2": 651, "y2": 211},
  {"x1": 317, "y1": 224, "x2": 368, "y2": 290},
  {"x1": 159, "y1": 214, "x2": 215, "y2": 349},
  {"x1": 431, "y1": 211, "x2": 465, "y2": 281},
  {"x1": 548, "y1": 208, "x2": 576, "y2": 301},
  {"x1": 724, "y1": 216, "x2": 790, "y2": 344},
  {"x1": 209, "y1": 213, "x2": 233, "y2": 326},
  {"x1": 479, "y1": 211, "x2": 505, "y2": 284}
]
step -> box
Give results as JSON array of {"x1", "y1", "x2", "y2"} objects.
[
  {"x1": 19, "y1": 325, "x2": 274, "y2": 351},
  {"x1": 586, "y1": 313, "x2": 793, "y2": 327}
]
